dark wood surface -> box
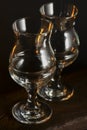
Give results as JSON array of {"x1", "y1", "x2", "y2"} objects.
[{"x1": 0, "y1": 66, "x2": 87, "y2": 130}]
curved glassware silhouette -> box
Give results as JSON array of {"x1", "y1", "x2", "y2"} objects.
[
  {"x1": 9, "y1": 17, "x2": 56, "y2": 124},
  {"x1": 38, "y1": 3, "x2": 80, "y2": 101}
]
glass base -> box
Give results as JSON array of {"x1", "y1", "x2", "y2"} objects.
[
  {"x1": 12, "y1": 101, "x2": 52, "y2": 124},
  {"x1": 38, "y1": 85, "x2": 74, "y2": 101}
]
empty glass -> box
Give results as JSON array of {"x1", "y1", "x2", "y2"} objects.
[
  {"x1": 38, "y1": 3, "x2": 80, "y2": 101},
  {"x1": 9, "y1": 17, "x2": 56, "y2": 124}
]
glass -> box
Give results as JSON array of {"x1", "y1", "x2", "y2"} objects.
[
  {"x1": 9, "y1": 17, "x2": 56, "y2": 124},
  {"x1": 38, "y1": 3, "x2": 80, "y2": 101}
]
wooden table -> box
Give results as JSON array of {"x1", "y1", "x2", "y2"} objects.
[{"x1": 0, "y1": 66, "x2": 87, "y2": 130}]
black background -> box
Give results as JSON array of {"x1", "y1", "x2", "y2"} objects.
[{"x1": 0, "y1": 0, "x2": 86, "y2": 93}]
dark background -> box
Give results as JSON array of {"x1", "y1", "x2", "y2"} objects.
[{"x1": 0, "y1": 0, "x2": 86, "y2": 93}]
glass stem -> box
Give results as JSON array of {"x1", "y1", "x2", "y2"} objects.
[
  {"x1": 25, "y1": 83, "x2": 38, "y2": 110},
  {"x1": 53, "y1": 65, "x2": 63, "y2": 90}
]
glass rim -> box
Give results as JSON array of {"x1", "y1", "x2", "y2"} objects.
[
  {"x1": 12, "y1": 17, "x2": 53, "y2": 36},
  {"x1": 40, "y1": 2, "x2": 78, "y2": 20}
]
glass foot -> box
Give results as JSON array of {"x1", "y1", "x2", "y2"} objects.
[
  {"x1": 38, "y1": 85, "x2": 74, "y2": 101},
  {"x1": 12, "y1": 101, "x2": 52, "y2": 124}
]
